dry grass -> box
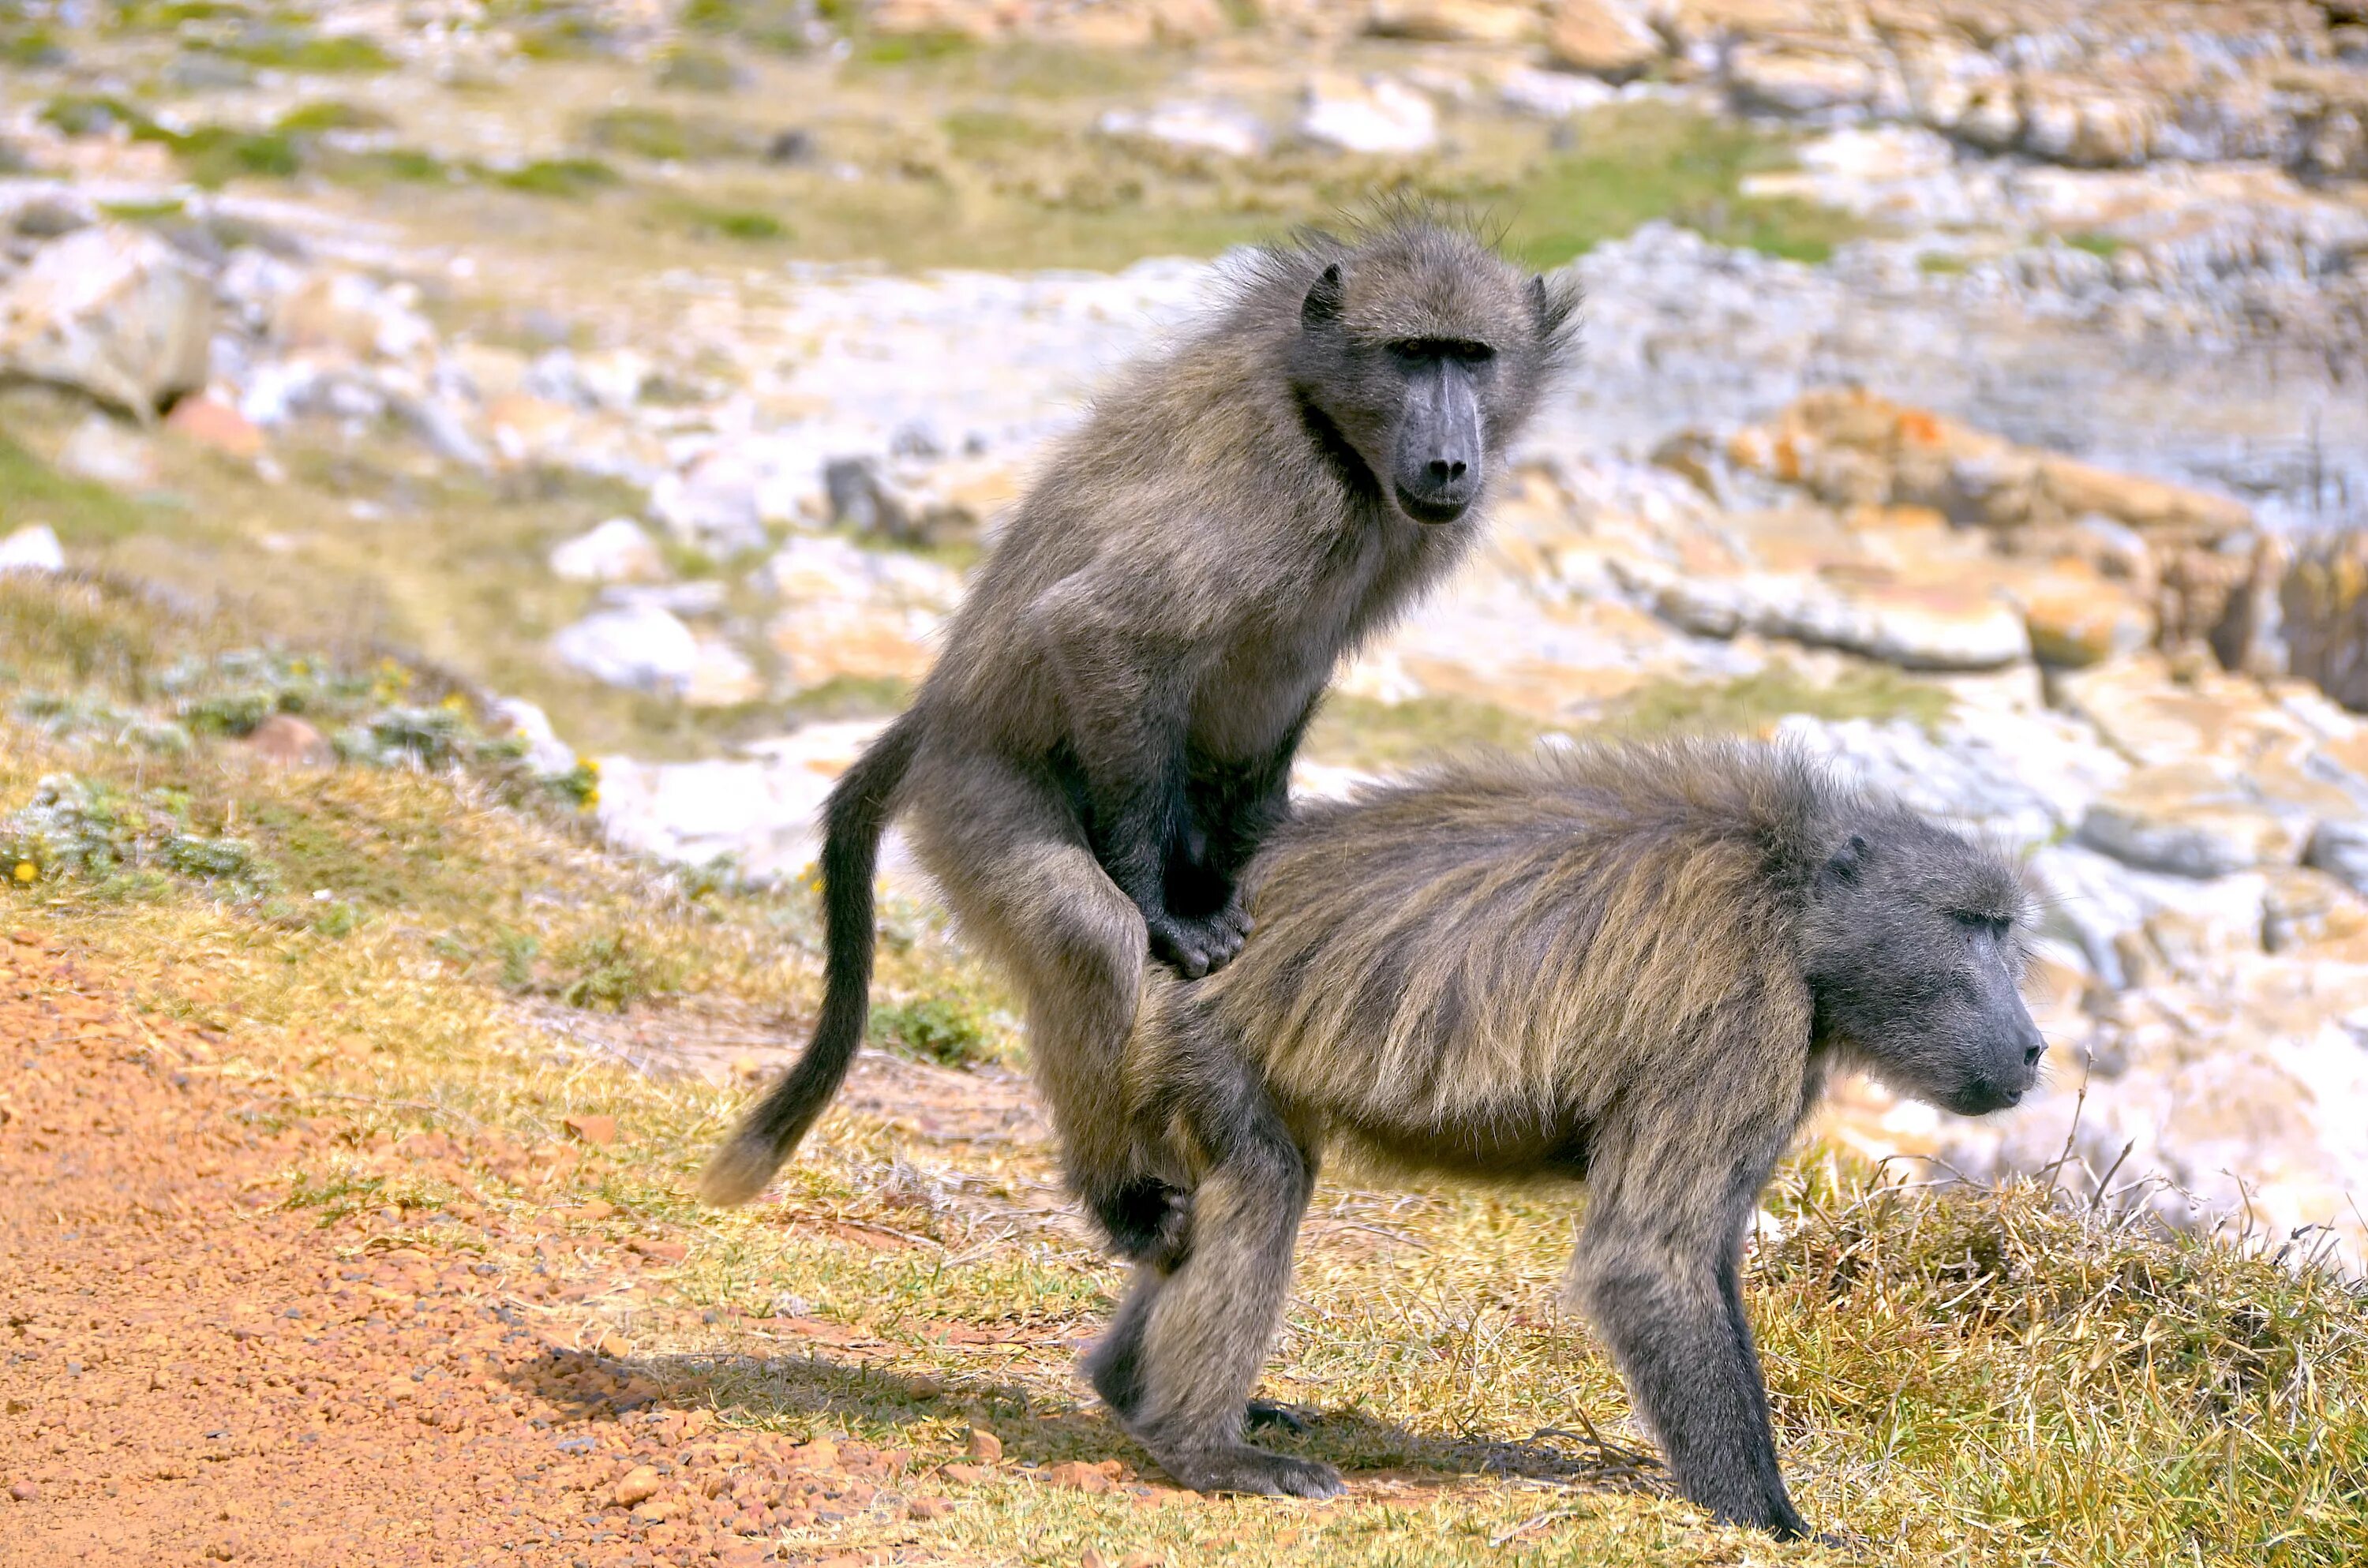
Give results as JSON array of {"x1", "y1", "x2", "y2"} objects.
[{"x1": 3, "y1": 581, "x2": 2362, "y2": 1565}]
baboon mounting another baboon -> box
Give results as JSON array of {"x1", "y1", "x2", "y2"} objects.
[
  {"x1": 701, "y1": 213, "x2": 1580, "y2": 1249},
  {"x1": 1092, "y1": 738, "x2": 2044, "y2": 1539}
]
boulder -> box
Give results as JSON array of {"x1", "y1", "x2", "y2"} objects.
[
  {"x1": 273, "y1": 271, "x2": 434, "y2": 363},
  {"x1": 242, "y1": 713, "x2": 336, "y2": 769},
  {"x1": 685, "y1": 638, "x2": 763, "y2": 709},
  {"x1": 1368, "y1": 0, "x2": 1540, "y2": 43},
  {"x1": 1097, "y1": 102, "x2": 1270, "y2": 160},
  {"x1": 652, "y1": 451, "x2": 769, "y2": 556},
  {"x1": 550, "y1": 518, "x2": 668, "y2": 585},
  {"x1": 1499, "y1": 66, "x2": 1619, "y2": 118},
  {"x1": 2010, "y1": 561, "x2": 2155, "y2": 668},
  {"x1": 1299, "y1": 77, "x2": 1439, "y2": 156},
  {"x1": 2076, "y1": 762, "x2": 2312, "y2": 878},
  {"x1": 1546, "y1": 0, "x2": 1663, "y2": 80},
  {"x1": 0, "y1": 225, "x2": 213, "y2": 418},
  {"x1": 1618, "y1": 559, "x2": 2030, "y2": 671},
  {"x1": 1725, "y1": 45, "x2": 1878, "y2": 116},
  {"x1": 164, "y1": 395, "x2": 266, "y2": 461},
  {"x1": 552, "y1": 602, "x2": 703, "y2": 695},
  {"x1": 822, "y1": 456, "x2": 978, "y2": 548},
  {"x1": 0, "y1": 525, "x2": 66, "y2": 576}
]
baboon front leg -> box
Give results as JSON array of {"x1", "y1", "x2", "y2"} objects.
[
  {"x1": 1575, "y1": 1195, "x2": 1809, "y2": 1540},
  {"x1": 1109, "y1": 1104, "x2": 1335, "y2": 1497}
]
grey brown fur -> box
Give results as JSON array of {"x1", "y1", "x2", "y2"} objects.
[
  {"x1": 1089, "y1": 737, "x2": 2044, "y2": 1536},
  {"x1": 700, "y1": 215, "x2": 1580, "y2": 1254}
]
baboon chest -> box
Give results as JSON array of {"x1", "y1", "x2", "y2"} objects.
[{"x1": 1188, "y1": 512, "x2": 1445, "y2": 760}]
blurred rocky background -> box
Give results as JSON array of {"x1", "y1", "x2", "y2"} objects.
[{"x1": 3, "y1": 0, "x2": 2367, "y2": 1264}]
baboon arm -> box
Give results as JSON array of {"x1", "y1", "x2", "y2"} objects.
[
  {"x1": 1574, "y1": 1132, "x2": 1808, "y2": 1541},
  {"x1": 1025, "y1": 574, "x2": 1223, "y2": 942}
]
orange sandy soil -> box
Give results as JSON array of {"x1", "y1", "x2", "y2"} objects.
[{"x1": 0, "y1": 930, "x2": 1009, "y2": 1567}]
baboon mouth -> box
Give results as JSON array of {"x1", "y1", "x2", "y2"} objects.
[{"x1": 1394, "y1": 487, "x2": 1471, "y2": 525}]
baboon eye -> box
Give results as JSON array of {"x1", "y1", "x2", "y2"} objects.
[
  {"x1": 1952, "y1": 911, "x2": 2010, "y2": 938},
  {"x1": 1388, "y1": 339, "x2": 1495, "y2": 365}
]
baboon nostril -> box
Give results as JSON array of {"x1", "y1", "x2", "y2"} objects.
[{"x1": 2024, "y1": 1039, "x2": 2045, "y2": 1067}]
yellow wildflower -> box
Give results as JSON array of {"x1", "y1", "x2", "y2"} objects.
[{"x1": 13, "y1": 862, "x2": 36, "y2": 884}]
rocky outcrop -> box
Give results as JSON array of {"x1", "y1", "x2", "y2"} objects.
[{"x1": 0, "y1": 225, "x2": 212, "y2": 417}]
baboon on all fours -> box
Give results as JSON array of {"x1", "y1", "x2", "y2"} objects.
[
  {"x1": 1090, "y1": 737, "x2": 2046, "y2": 1537},
  {"x1": 700, "y1": 215, "x2": 1581, "y2": 1248}
]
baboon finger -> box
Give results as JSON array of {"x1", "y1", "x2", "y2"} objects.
[{"x1": 1244, "y1": 1398, "x2": 1310, "y2": 1435}]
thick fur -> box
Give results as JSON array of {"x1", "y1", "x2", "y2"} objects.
[
  {"x1": 701, "y1": 214, "x2": 1580, "y2": 1233},
  {"x1": 1091, "y1": 738, "x2": 2044, "y2": 1534}
]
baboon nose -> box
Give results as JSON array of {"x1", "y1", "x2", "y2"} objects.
[
  {"x1": 2023, "y1": 1039, "x2": 2045, "y2": 1068},
  {"x1": 1427, "y1": 458, "x2": 1467, "y2": 482}
]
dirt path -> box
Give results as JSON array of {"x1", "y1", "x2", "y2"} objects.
[{"x1": 0, "y1": 931, "x2": 977, "y2": 1568}]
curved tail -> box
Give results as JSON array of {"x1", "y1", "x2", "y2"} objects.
[{"x1": 699, "y1": 711, "x2": 922, "y2": 1206}]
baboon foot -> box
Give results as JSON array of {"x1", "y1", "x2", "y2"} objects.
[
  {"x1": 1244, "y1": 1399, "x2": 1310, "y2": 1435},
  {"x1": 1084, "y1": 1175, "x2": 1190, "y2": 1266},
  {"x1": 1147, "y1": 909, "x2": 1247, "y2": 979},
  {"x1": 1161, "y1": 1443, "x2": 1343, "y2": 1499}
]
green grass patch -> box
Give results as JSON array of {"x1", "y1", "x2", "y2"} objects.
[
  {"x1": 653, "y1": 44, "x2": 746, "y2": 92},
  {"x1": 679, "y1": 0, "x2": 820, "y2": 52},
  {"x1": 0, "y1": 431, "x2": 153, "y2": 547},
  {"x1": 1, "y1": 22, "x2": 67, "y2": 68},
  {"x1": 849, "y1": 29, "x2": 977, "y2": 67},
  {"x1": 274, "y1": 99, "x2": 392, "y2": 135},
  {"x1": 867, "y1": 994, "x2": 999, "y2": 1067},
  {"x1": 214, "y1": 30, "x2": 394, "y2": 73},
  {"x1": 2065, "y1": 230, "x2": 2124, "y2": 259},
  {"x1": 585, "y1": 107, "x2": 750, "y2": 163},
  {"x1": 496, "y1": 157, "x2": 624, "y2": 198},
  {"x1": 96, "y1": 196, "x2": 191, "y2": 223},
  {"x1": 1598, "y1": 664, "x2": 1954, "y2": 739},
  {"x1": 1477, "y1": 103, "x2": 1862, "y2": 270},
  {"x1": 1305, "y1": 692, "x2": 1543, "y2": 771}
]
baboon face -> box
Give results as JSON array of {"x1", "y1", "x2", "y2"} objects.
[
  {"x1": 1289, "y1": 235, "x2": 1564, "y2": 527},
  {"x1": 1800, "y1": 821, "x2": 2045, "y2": 1117}
]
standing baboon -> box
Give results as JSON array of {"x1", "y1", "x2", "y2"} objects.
[
  {"x1": 1092, "y1": 738, "x2": 2044, "y2": 1536},
  {"x1": 702, "y1": 215, "x2": 1581, "y2": 1249}
]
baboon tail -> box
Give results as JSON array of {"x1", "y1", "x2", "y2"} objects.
[{"x1": 699, "y1": 711, "x2": 921, "y2": 1207}]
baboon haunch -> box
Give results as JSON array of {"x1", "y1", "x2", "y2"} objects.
[
  {"x1": 1092, "y1": 738, "x2": 2045, "y2": 1534},
  {"x1": 702, "y1": 216, "x2": 1580, "y2": 1248}
]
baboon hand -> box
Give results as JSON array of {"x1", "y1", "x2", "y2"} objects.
[
  {"x1": 1087, "y1": 1173, "x2": 1192, "y2": 1266},
  {"x1": 1148, "y1": 908, "x2": 1249, "y2": 978}
]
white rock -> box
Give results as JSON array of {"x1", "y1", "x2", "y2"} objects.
[
  {"x1": 1617, "y1": 559, "x2": 2030, "y2": 671},
  {"x1": 594, "y1": 720, "x2": 895, "y2": 881},
  {"x1": 0, "y1": 525, "x2": 66, "y2": 576},
  {"x1": 551, "y1": 601, "x2": 701, "y2": 695},
  {"x1": 685, "y1": 636, "x2": 762, "y2": 708},
  {"x1": 764, "y1": 533, "x2": 963, "y2": 610},
  {"x1": 1299, "y1": 77, "x2": 1439, "y2": 156},
  {"x1": 651, "y1": 450, "x2": 770, "y2": 556},
  {"x1": 550, "y1": 517, "x2": 667, "y2": 585},
  {"x1": 1098, "y1": 101, "x2": 1269, "y2": 159},
  {"x1": 0, "y1": 224, "x2": 213, "y2": 417},
  {"x1": 56, "y1": 414, "x2": 157, "y2": 489},
  {"x1": 486, "y1": 697, "x2": 579, "y2": 777},
  {"x1": 1499, "y1": 66, "x2": 1618, "y2": 119}
]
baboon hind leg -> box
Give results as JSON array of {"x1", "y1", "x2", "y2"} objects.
[
  {"x1": 905, "y1": 751, "x2": 1170, "y2": 1251},
  {"x1": 1092, "y1": 1080, "x2": 1336, "y2": 1499}
]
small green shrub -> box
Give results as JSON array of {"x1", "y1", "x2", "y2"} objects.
[
  {"x1": 868, "y1": 995, "x2": 995, "y2": 1067},
  {"x1": 496, "y1": 157, "x2": 622, "y2": 198}
]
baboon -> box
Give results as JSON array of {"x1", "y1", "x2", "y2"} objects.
[
  {"x1": 702, "y1": 215, "x2": 1581, "y2": 1249},
  {"x1": 1090, "y1": 738, "x2": 2045, "y2": 1537}
]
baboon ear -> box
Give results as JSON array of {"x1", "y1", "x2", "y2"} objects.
[
  {"x1": 1527, "y1": 271, "x2": 1579, "y2": 341},
  {"x1": 1822, "y1": 833, "x2": 1870, "y2": 886},
  {"x1": 1302, "y1": 264, "x2": 1344, "y2": 330}
]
